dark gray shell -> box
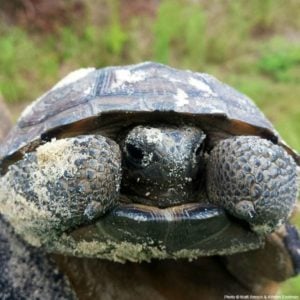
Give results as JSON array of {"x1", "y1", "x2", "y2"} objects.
[{"x1": 0, "y1": 62, "x2": 299, "y2": 172}]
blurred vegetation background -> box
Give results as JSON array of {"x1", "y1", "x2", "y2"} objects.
[{"x1": 0, "y1": 0, "x2": 299, "y2": 295}]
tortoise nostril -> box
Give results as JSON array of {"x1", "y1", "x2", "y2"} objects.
[{"x1": 126, "y1": 143, "x2": 144, "y2": 161}]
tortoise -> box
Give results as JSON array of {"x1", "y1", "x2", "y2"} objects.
[{"x1": 0, "y1": 62, "x2": 299, "y2": 298}]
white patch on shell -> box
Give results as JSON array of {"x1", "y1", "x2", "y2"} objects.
[
  {"x1": 52, "y1": 68, "x2": 96, "y2": 90},
  {"x1": 20, "y1": 68, "x2": 95, "y2": 121},
  {"x1": 174, "y1": 88, "x2": 189, "y2": 107},
  {"x1": 189, "y1": 77, "x2": 217, "y2": 97},
  {"x1": 20, "y1": 100, "x2": 40, "y2": 121},
  {"x1": 111, "y1": 69, "x2": 147, "y2": 90},
  {"x1": 209, "y1": 108, "x2": 226, "y2": 114}
]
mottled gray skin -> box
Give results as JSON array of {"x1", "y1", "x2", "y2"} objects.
[
  {"x1": 0, "y1": 135, "x2": 121, "y2": 247},
  {"x1": 207, "y1": 136, "x2": 298, "y2": 233},
  {"x1": 121, "y1": 126, "x2": 206, "y2": 207}
]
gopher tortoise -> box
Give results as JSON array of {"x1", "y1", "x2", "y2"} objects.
[{"x1": 0, "y1": 62, "x2": 299, "y2": 298}]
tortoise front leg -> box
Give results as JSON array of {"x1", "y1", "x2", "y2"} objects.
[
  {"x1": 206, "y1": 136, "x2": 298, "y2": 234},
  {"x1": 0, "y1": 135, "x2": 121, "y2": 246}
]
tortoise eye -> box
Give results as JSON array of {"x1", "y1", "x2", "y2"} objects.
[{"x1": 126, "y1": 143, "x2": 144, "y2": 161}]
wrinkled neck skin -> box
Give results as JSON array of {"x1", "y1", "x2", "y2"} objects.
[{"x1": 120, "y1": 125, "x2": 206, "y2": 207}]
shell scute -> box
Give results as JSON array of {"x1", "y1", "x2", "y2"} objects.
[{"x1": 19, "y1": 70, "x2": 99, "y2": 128}]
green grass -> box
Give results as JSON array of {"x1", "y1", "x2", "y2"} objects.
[
  {"x1": 0, "y1": 0, "x2": 300, "y2": 295},
  {"x1": 153, "y1": 0, "x2": 206, "y2": 66},
  {"x1": 281, "y1": 273, "x2": 300, "y2": 296},
  {"x1": 0, "y1": 27, "x2": 59, "y2": 102},
  {"x1": 259, "y1": 37, "x2": 300, "y2": 82}
]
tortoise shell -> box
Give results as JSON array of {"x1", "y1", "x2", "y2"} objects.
[{"x1": 0, "y1": 61, "x2": 299, "y2": 173}]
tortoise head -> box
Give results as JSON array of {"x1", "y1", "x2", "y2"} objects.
[{"x1": 121, "y1": 125, "x2": 206, "y2": 207}]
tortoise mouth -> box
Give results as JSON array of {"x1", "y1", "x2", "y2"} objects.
[
  {"x1": 106, "y1": 202, "x2": 221, "y2": 222},
  {"x1": 68, "y1": 202, "x2": 262, "y2": 257}
]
